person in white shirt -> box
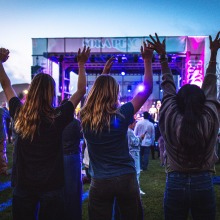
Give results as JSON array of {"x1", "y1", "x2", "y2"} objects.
[{"x1": 134, "y1": 111, "x2": 155, "y2": 170}]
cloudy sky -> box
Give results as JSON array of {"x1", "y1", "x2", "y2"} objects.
[{"x1": 0, "y1": 0, "x2": 220, "y2": 86}]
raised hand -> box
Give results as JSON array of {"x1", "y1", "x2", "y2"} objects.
[
  {"x1": 147, "y1": 33, "x2": 166, "y2": 55},
  {"x1": 140, "y1": 41, "x2": 154, "y2": 60},
  {"x1": 77, "y1": 46, "x2": 90, "y2": 65},
  {"x1": 209, "y1": 31, "x2": 220, "y2": 53},
  {"x1": 0, "y1": 48, "x2": 9, "y2": 63},
  {"x1": 102, "y1": 56, "x2": 114, "y2": 74}
]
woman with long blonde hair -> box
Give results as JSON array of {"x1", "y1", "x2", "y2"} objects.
[
  {"x1": 0, "y1": 46, "x2": 90, "y2": 220},
  {"x1": 80, "y1": 42, "x2": 153, "y2": 220}
]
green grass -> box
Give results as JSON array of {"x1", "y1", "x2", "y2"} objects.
[{"x1": 1, "y1": 144, "x2": 220, "y2": 220}]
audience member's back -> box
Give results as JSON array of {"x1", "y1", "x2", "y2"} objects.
[{"x1": 147, "y1": 32, "x2": 220, "y2": 220}]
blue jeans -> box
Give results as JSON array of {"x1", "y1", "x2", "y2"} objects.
[
  {"x1": 140, "y1": 147, "x2": 150, "y2": 170},
  {"x1": 130, "y1": 150, "x2": 140, "y2": 184},
  {"x1": 164, "y1": 171, "x2": 216, "y2": 220},
  {"x1": 89, "y1": 173, "x2": 143, "y2": 220},
  {"x1": 12, "y1": 186, "x2": 64, "y2": 220},
  {"x1": 63, "y1": 153, "x2": 82, "y2": 220}
]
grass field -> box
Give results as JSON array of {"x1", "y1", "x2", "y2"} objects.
[{"x1": 1, "y1": 144, "x2": 220, "y2": 220}]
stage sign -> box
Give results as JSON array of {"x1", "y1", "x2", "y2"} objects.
[{"x1": 32, "y1": 36, "x2": 188, "y2": 54}]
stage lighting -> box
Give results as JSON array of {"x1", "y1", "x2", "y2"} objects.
[
  {"x1": 137, "y1": 84, "x2": 144, "y2": 92},
  {"x1": 127, "y1": 85, "x2": 132, "y2": 92},
  {"x1": 121, "y1": 71, "x2": 125, "y2": 76},
  {"x1": 122, "y1": 57, "x2": 127, "y2": 62}
]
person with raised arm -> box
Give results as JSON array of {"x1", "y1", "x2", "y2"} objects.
[
  {"x1": 80, "y1": 42, "x2": 153, "y2": 220},
  {"x1": 147, "y1": 32, "x2": 220, "y2": 220},
  {"x1": 0, "y1": 46, "x2": 90, "y2": 220}
]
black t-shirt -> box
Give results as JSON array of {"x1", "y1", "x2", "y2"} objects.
[
  {"x1": 62, "y1": 118, "x2": 82, "y2": 155},
  {"x1": 9, "y1": 97, "x2": 74, "y2": 192}
]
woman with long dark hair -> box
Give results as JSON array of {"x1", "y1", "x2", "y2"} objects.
[
  {"x1": 147, "y1": 32, "x2": 220, "y2": 220},
  {"x1": 80, "y1": 42, "x2": 153, "y2": 220},
  {"x1": 0, "y1": 46, "x2": 90, "y2": 220}
]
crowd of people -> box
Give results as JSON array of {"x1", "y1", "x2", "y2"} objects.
[
  {"x1": 0, "y1": 31, "x2": 220, "y2": 220},
  {"x1": 0, "y1": 102, "x2": 11, "y2": 175}
]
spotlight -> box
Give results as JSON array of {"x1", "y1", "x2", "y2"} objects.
[
  {"x1": 137, "y1": 84, "x2": 144, "y2": 92},
  {"x1": 127, "y1": 85, "x2": 132, "y2": 92},
  {"x1": 121, "y1": 71, "x2": 125, "y2": 76},
  {"x1": 23, "y1": 90, "x2": 28, "y2": 95},
  {"x1": 122, "y1": 56, "x2": 127, "y2": 62}
]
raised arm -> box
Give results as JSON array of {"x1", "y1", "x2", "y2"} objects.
[
  {"x1": 69, "y1": 46, "x2": 90, "y2": 108},
  {"x1": 102, "y1": 57, "x2": 114, "y2": 74},
  {"x1": 131, "y1": 42, "x2": 153, "y2": 114},
  {"x1": 202, "y1": 31, "x2": 220, "y2": 99},
  {"x1": 147, "y1": 33, "x2": 176, "y2": 96},
  {"x1": 0, "y1": 48, "x2": 17, "y2": 103}
]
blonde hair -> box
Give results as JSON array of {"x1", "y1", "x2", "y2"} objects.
[
  {"x1": 80, "y1": 74, "x2": 119, "y2": 133},
  {"x1": 14, "y1": 73, "x2": 56, "y2": 141}
]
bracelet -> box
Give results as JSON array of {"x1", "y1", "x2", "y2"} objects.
[{"x1": 159, "y1": 54, "x2": 168, "y2": 60}]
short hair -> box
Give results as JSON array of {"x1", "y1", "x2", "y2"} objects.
[{"x1": 143, "y1": 111, "x2": 151, "y2": 119}]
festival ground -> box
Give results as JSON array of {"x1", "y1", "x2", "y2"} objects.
[{"x1": 1, "y1": 144, "x2": 220, "y2": 220}]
